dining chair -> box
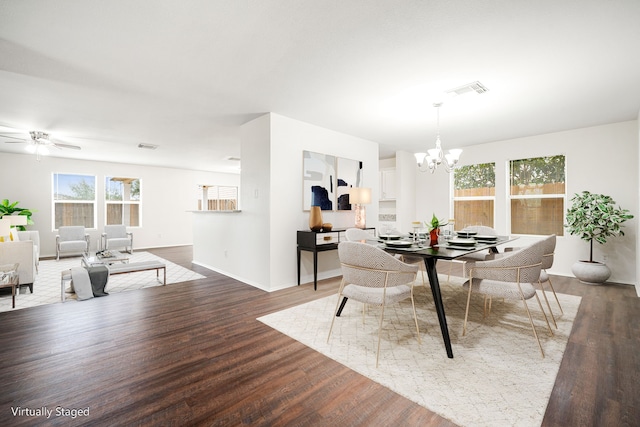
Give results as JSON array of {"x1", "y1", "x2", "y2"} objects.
[
  {"x1": 328, "y1": 241, "x2": 420, "y2": 367},
  {"x1": 447, "y1": 225, "x2": 498, "y2": 282},
  {"x1": 490, "y1": 235, "x2": 563, "y2": 328},
  {"x1": 345, "y1": 227, "x2": 376, "y2": 243},
  {"x1": 462, "y1": 239, "x2": 552, "y2": 357}
]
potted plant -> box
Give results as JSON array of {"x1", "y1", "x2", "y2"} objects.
[
  {"x1": 565, "y1": 191, "x2": 634, "y2": 284},
  {"x1": 425, "y1": 214, "x2": 447, "y2": 246},
  {"x1": 0, "y1": 199, "x2": 34, "y2": 231}
]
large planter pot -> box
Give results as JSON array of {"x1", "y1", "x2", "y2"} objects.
[{"x1": 571, "y1": 260, "x2": 611, "y2": 285}]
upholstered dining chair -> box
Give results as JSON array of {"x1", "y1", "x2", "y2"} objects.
[
  {"x1": 102, "y1": 225, "x2": 133, "y2": 253},
  {"x1": 462, "y1": 239, "x2": 552, "y2": 357},
  {"x1": 328, "y1": 241, "x2": 420, "y2": 367},
  {"x1": 345, "y1": 227, "x2": 376, "y2": 243},
  {"x1": 447, "y1": 225, "x2": 498, "y2": 282},
  {"x1": 490, "y1": 235, "x2": 563, "y2": 329},
  {"x1": 56, "y1": 226, "x2": 90, "y2": 260}
]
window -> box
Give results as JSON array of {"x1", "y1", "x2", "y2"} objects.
[
  {"x1": 509, "y1": 155, "x2": 565, "y2": 235},
  {"x1": 198, "y1": 185, "x2": 238, "y2": 211},
  {"x1": 53, "y1": 173, "x2": 96, "y2": 229},
  {"x1": 453, "y1": 163, "x2": 495, "y2": 230},
  {"x1": 105, "y1": 177, "x2": 141, "y2": 226}
]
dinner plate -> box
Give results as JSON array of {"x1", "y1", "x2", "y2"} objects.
[
  {"x1": 384, "y1": 240, "x2": 413, "y2": 248},
  {"x1": 379, "y1": 234, "x2": 402, "y2": 240},
  {"x1": 447, "y1": 238, "x2": 477, "y2": 246},
  {"x1": 474, "y1": 235, "x2": 498, "y2": 241},
  {"x1": 456, "y1": 231, "x2": 477, "y2": 238}
]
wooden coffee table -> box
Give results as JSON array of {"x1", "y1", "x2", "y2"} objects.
[{"x1": 0, "y1": 263, "x2": 20, "y2": 309}]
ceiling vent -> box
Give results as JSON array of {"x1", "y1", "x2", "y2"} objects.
[
  {"x1": 446, "y1": 81, "x2": 489, "y2": 97},
  {"x1": 138, "y1": 143, "x2": 158, "y2": 150}
]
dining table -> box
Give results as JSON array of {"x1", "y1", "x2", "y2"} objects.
[{"x1": 336, "y1": 234, "x2": 517, "y2": 359}]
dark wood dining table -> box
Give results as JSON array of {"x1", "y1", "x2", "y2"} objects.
[{"x1": 336, "y1": 236, "x2": 516, "y2": 359}]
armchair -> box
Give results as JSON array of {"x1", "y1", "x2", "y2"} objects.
[
  {"x1": 101, "y1": 225, "x2": 133, "y2": 253},
  {"x1": 56, "y1": 226, "x2": 90, "y2": 260}
]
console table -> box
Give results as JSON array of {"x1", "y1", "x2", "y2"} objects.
[{"x1": 297, "y1": 228, "x2": 375, "y2": 290}]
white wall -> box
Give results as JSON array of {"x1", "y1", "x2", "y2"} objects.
[
  {"x1": 0, "y1": 152, "x2": 237, "y2": 256},
  {"x1": 415, "y1": 120, "x2": 638, "y2": 285},
  {"x1": 192, "y1": 113, "x2": 379, "y2": 291}
]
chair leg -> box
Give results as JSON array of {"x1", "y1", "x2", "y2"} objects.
[
  {"x1": 462, "y1": 280, "x2": 474, "y2": 336},
  {"x1": 410, "y1": 292, "x2": 421, "y2": 344},
  {"x1": 546, "y1": 276, "x2": 563, "y2": 314},
  {"x1": 376, "y1": 301, "x2": 386, "y2": 368},
  {"x1": 327, "y1": 280, "x2": 346, "y2": 343},
  {"x1": 516, "y1": 283, "x2": 546, "y2": 358},
  {"x1": 538, "y1": 279, "x2": 558, "y2": 329}
]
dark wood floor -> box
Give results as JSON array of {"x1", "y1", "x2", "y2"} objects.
[{"x1": 0, "y1": 246, "x2": 638, "y2": 426}]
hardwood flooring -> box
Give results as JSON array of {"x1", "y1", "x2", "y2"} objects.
[{"x1": 0, "y1": 246, "x2": 638, "y2": 426}]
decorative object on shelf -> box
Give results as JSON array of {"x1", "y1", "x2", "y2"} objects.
[
  {"x1": 309, "y1": 206, "x2": 323, "y2": 231},
  {"x1": 426, "y1": 214, "x2": 448, "y2": 247},
  {"x1": 322, "y1": 223, "x2": 333, "y2": 232},
  {"x1": 349, "y1": 187, "x2": 371, "y2": 228},
  {"x1": 414, "y1": 102, "x2": 462, "y2": 173},
  {"x1": 0, "y1": 199, "x2": 33, "y2": 231},
  {"x1": 565, "y1": 191, "x2": 634, "y2": 284}
]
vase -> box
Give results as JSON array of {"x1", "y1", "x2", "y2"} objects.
[
  {"x1": 309, "y1": 206, "x2": 323, "y2": 232},
  {"x1": 571, "y1": 260, "x2": 611, "y2": 285},
  {"x1": 429, "y1": 228, "x2": 439, "y2": 246}
]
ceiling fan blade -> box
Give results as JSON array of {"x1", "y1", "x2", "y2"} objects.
[
  {"x1": 52, "y1": 142, "x2": 81, "y2": 150},
  {"x1": 0, "y1": 134, "x2": 29, "y2": 142}
]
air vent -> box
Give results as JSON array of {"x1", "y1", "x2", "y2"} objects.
[
  {"x1": 446, "y1": 81, "x2": 489, "y2": 97},
  {"x1": 138, "y1": 143, "x2": 158, "y2": 150}
]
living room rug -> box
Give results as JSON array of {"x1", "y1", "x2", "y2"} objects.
[
  {"x1": 258, "y1": 276, "x2": 582, "y2": 427},
  {"x1": 0, "y1": 252, "x2": 206, "y2": 313}
]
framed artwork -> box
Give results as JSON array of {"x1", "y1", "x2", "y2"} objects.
[
  {"x1": 336, "y1": 157, "x2": 363, "y2": 210},
  {"x1": 302, "y1": 150, "x2": 363, "y2": 211},
  {"x1": 303, "y1": 151, "x2": 336, "y2": 211}
]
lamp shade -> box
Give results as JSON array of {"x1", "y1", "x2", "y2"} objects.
[
  {"x1": 0, "y1": 218, "x2": 11, "y2": 237},
  {"x1": 349, "y1": 187, "x2": 371, "y2": 205},
  {"x1": 7, "y1": 215, "x2": 28, "y2": 226}
]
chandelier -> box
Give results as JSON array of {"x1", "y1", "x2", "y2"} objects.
[{"x1": 415, "y1": 102, "x2": 462, "y2": 173}]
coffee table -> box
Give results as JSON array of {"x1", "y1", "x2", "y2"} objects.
[
  {"x1": 0, "y1": 263, "x2": 20, "y2": 308},
  {"x1": 82, "y1": 250, "x2": 129, "y2": 268}
]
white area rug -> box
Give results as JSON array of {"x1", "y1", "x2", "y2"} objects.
[
  {"x1": 258, "y1": 276, "x2": 582, "y2": 427},
  {"x1": 0, "y1": 252, "x2": 206, "y2": 312}
]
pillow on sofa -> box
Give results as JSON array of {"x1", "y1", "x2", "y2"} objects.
[{"x1": 10, "y1": 229, "x2": 20, "y2": 241}]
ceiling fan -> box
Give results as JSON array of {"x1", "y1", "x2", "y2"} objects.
[{"x1": 0, "y1": 129, "x2": 81, "y2": 160}]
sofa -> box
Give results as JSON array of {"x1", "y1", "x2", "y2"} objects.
[{"x1": 0, "y1": 239, "x2": 36, "y2": 292}]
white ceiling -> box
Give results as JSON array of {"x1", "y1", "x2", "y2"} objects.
[{"x1": 1, "y1": 0, "x2": 639, "y2": 173}]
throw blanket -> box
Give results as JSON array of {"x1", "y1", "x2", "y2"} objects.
[
  {"x1": 87, "y1": 265, "x2": 109, "y2": 297},
  {"x1": 70, "y1": 266, "x2": 110, "y2": 301}
]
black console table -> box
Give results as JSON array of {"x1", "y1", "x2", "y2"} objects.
[{"x1": 297, "y1": 228, "x2": 375, "y2": 290}]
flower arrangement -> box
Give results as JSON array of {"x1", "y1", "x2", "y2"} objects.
[{"x1": 425, "y1": 214, "x2": 448, "y2": 231}]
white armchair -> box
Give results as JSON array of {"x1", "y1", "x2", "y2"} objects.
[
  {"x1": 101, "y1": 225, "x2": 133, "y2": 253},
  {"x1": 56, "y1": 226, "x2": 90, "y2": 260}
]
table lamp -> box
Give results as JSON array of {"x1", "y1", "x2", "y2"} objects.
[
  {"x1": 0, "y1": 218, "x2": 11, "y2": 241},
  {"x1": 349, "y1": 187, "x2": 371, "y2": 229},
  {"x1": 7, "y1": 215, "x2": 28, "y2": 227}
]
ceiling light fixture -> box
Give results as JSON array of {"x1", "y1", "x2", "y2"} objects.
[{"x1": 414, "y1": 102, "x2": 462, "y2": 173}]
